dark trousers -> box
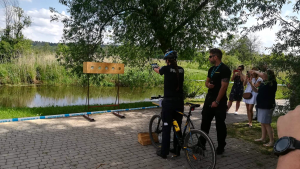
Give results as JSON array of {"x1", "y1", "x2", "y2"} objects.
[
  {"x1": 161, "y1": 99, "x2": 184, "y2": 156},
  {"x1": 200, "y1": 102, "x2": 227, "y2": 149}
]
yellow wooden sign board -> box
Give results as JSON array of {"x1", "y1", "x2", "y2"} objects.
[{"x1": 83, "y1": 62, "x2": 124, "y2": 74}]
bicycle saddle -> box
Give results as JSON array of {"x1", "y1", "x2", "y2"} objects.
[{"x1": 185, "y1": 102, "x2": 200, "y2": 108}]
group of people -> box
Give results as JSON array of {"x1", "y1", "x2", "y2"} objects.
[
  {"x1": 228, "y1": 64, "x2": 277, "y2": 147},
  {"x1": 152, "y1": 48, "x2": 300, "y2": 169}
]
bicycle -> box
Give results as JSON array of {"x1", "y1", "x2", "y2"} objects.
[{"x1": 149, "y1": 95, "x2": 216, "y2": 169}]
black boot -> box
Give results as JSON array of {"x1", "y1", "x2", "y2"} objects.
[
  {"x1": 169, "y1": 148, "x2": 180, "y2": 157},
  {"x1": 216, "y1": 147, "x2": 225, "y2": 155},
  {"x1": 156, "y1": 148, "x2": 167, "y2": 159}
]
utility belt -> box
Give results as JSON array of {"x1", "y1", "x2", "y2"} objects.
[{"x1": 163, "y1": 97, "x2": 183, "y2": 101}]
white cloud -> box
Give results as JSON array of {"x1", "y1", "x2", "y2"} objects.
[
  {"x1": 23, "y1": 8, "x2": 64, "y2": 42},
  {"x1": 0, "y1": 7, "x2": 64, "y2": 42},
  {"x1": 20, "y1": 0, "x2": 32, "y2": 2}
]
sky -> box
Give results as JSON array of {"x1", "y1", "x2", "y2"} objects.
[{"x1": 0, "y1": 0, "x2": 299, "y2": 51}]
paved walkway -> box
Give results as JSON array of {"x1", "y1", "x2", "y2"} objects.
[{"x1": 0, "y1": 102, "x2": 280, "y2": 169}]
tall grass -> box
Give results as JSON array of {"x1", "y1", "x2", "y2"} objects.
[
  {"x1": 0, "y1": 55, "x2": 205, "y2": 87},
  {"x1": 0, "y1": 54, "x2": 80, "y2": 85}
]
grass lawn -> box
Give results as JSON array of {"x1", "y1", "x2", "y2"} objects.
[
  {"x1": 0, "y1": 102, "x2": 156, "y2": 120},
  {"x1": 227, "y1": 116, "x2": 280, "y2": 155}
]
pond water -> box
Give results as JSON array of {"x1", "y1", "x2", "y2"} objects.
[{"x1": 0, "y1": 85, "x2": 163, "y2": 107}]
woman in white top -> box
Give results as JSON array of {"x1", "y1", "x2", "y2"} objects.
[{"x1": 243, "y1": 68, "x2": 263, "y2": 127}]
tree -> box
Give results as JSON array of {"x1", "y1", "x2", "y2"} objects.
[
  {"x1": 51, "y1": 0, "x2": 246, "y2": 63},
  {"x1": 220, "y1": 33, "x2": 262, "y2": 64},
  {"x1": 244, "y1": 0, "x2": 300, "y2": 110},
  {"x1": 0, "y1": 0, "x2": 31, "y2": 61}
]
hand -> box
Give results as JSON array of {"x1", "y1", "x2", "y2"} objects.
[
  {"x1": 248, "y1": 70, "x2": 254, "y2": 75},
  {"x1": 211, "y1": 101, "x2": 218, "y2": 108},
  {"x1": 247, "y1": 78, "x2": 252, "y2": 83},
  {"x1": 208, "y1": 84, "x2": 215, "y2": 89},
  {"x1": 277, "y1": 106, "x2": 300, "y2": 140}
]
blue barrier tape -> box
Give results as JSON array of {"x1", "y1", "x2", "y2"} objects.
[{"x1": 0, "y1": 106, "x2": 159, "y2": 123}]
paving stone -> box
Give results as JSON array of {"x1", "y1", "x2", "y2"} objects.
[{"x1": 0, "y1": 103, "x2": 279, "y2": 169}]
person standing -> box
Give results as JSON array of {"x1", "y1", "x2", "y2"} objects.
[
  {"x1": 153, "y1": 50, "x2": 184, "y2": 159},
  {"x1": 243, "y1": 68, "x2": 263, "y2": 127},
  {"x1": 200, "y1": 48, "x2": 231, "y2": 155},
  {"x1": 249, "y1": 69, "x2": 277, "y2": 147},
  {"x1": 227, "y1": 65, "x2": 245, "y2": 115}
]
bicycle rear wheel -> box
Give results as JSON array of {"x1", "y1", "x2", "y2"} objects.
[
  {"x1": 184, "y1": 129, "x2": 216, "y2": 169},
  {"x1": 149, "y1": 115, "x2": 163, "y2": 149}
]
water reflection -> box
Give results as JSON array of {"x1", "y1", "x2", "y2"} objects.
[{"x1": 0, "y1": 85, "x2": 163, "y2": 107}]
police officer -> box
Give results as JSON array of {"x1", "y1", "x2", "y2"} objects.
[
  {"x1": 153, "y1": 50, "x2": 184, "y2": 159},
  {"x1": 200, "y1": 48, "x2": 231, "y2": 155}
]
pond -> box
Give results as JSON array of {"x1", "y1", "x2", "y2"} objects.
[{"x1": 0, "y1": 85, "x2": 163, "y2": 107}]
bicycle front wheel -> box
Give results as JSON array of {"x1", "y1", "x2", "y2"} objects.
[
  {"x1": 184, "y1": 129, "x2": 216, "y2": 169},
  {"x1": 149, "y1": 115, "x2": 163, "y2": 149}
]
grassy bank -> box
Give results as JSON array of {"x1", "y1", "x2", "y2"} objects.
[
  {"x1": 227, "y1": 116, "x2": 280, "y2": 155},
  {"x1": 0, "y1": 54, "x2": 208, "y2": 87},
  {"x1": 0, "y1": 102, "x2": 156, "y2": 120}
]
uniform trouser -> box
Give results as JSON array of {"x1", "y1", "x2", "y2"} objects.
[
  {"x1": 200, "y1": 102, "x2": 227, "y2": 149},
  {"x1": 161, "y1": 99, "x2": 184, "y2": 156}
]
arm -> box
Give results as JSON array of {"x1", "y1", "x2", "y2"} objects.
[
  {"x1": 205, "y1": 77, "x2": 211, "y2": 88},
  {"x1": 250, "y1": 70, "x2": 268, "y2": 81},
  {"x1": 153, "y1": 67, "x2": 160, "y2": 74},
  {"x1": 277, "y1": 151, "x2": 300, "y2": 169},
  {"x1": 243, "y1": 77, "x2": 248, "y2": 86},
  {"x1": 205, "y1": 77, "x2": 215, "y2": 89},
  {"x1": 231, "y1": 73, "x2": 235, "y2": 81},
  {"x1": 239, "y1": 73, "x2": 245, "y2": 82},
  {"x1": 254, "y1": 81, "x2": 261, "y2": 88},
  {"x1": 216, "y1": 78, "x2": 230, "y2": 103},
  {"x1": 211, "y1": 77, "x2": 230, "y2": 108},
  {"x1": 249, "y1": 79, "x2": 259, "y2": 93},
  {"x1": 276, "y1": 106, "x2": 300, "y2": 169}
]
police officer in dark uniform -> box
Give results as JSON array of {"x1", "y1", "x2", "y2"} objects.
[
  {"x1": 153, "y1": 50, "x2": 184, "y2": 159},
  {"x1": 200, "y1": 48, "x2": 231, "y2": 155}
]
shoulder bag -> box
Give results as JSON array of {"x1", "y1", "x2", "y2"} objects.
[{"x1": 242, "y1": 78, "x2": 258, "y2": 99}]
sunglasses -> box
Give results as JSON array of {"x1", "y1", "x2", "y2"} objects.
[
  {"x1": 237, "y1": 69, "x2": 242, "y2": 71},
  {"x1": 209, "y1": 55, "x2": 215, "y2": 58}
]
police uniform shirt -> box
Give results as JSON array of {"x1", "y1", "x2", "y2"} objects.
[
  {"x1": 207, "y1": 63, "x2": 231, "y2": 103},
  {"x1": 159, "y1": 65, "x2": 184, "y2": 98}
]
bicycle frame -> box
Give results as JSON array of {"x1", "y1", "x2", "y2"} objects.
[{"x1": 172, "y1": 107, "x2": 196, "y2": 151}]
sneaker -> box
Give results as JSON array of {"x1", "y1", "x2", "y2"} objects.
[
  {"x1": 234, "y1": 112, "x2": 238, "y2": 115},
  {"x1": 216, "y1": 148, "x2": 225, "y2": 155},
  {"x1": 156, "y1": 149, "x2": 167, "y2": 159}
]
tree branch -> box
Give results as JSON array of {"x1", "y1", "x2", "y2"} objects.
[
  {"x1": 169, "y1": 0, "x2": 210, "y2": 37},
  {"x1": 275, "y1": 14, "x2": 298, "y2": 30}
]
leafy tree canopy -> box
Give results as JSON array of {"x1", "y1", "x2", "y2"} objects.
[
  {"x1": 51, "y1": 0, "x2": 246, "y2": 61},
  {"x1": 243, "y1": 0, "x2": 300, "y2": 109}
]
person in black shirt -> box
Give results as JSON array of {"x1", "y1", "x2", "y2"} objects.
[
  {"x1": 248, "y1": 69, "x2": 277, "y2": 147},
  {"x1": 153, "y1": 50, "x2": 184, "y2": 159},
  {"x1": 200, "y1": 48, "x2": 231, "y2": 155}
]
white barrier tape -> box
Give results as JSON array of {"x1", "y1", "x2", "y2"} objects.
[{"x1": 0, "y1": 106, "x2": 159, "y2": 123}]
